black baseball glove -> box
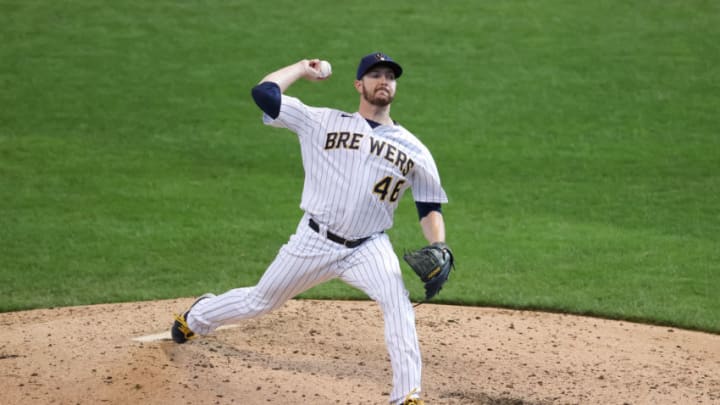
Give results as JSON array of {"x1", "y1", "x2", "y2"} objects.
[{"x1": 403, "y1": 242, "x2": 455, "y2": 301}]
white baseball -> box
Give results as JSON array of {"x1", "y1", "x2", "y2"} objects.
[{"x1": 318, "y1": 60, "x2": 332, "y2": 78}]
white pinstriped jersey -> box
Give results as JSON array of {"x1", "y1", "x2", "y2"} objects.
[{"x1": 262, "y1": 94, "x2": 448, "y2": 239}]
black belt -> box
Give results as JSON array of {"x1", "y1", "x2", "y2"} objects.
[{"x1": 308, "y1": 219, "x2": 371, "y2": 248}]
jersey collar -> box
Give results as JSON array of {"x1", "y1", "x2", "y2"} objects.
[{"x1": 365, "y1": 119, "x2": 397, "y2": 128}]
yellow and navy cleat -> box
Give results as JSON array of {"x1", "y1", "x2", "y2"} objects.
[
  {"x1": 170, "y1": 293, "x2": 215, "y2": 344},
  {"x1": 400, "y1": 388, "x2": 425, "y2": 405}
]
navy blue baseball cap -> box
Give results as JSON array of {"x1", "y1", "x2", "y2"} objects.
[{"x1": 356, "y1": 52, "x2": 403, "y2": 80}]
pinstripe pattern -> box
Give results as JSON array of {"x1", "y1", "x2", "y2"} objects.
[
  {"x1": 265, "y1": 96, "x2": 447, "y2": 239},
  {"x1": 185, "y1": 94, "x2": 447, "y2": 404},
  {"x1": 338, "y1": 235, "x2": 422, "y2": 401}
]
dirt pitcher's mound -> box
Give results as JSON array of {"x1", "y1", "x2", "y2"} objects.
[{"x1": 1, "y1": 299, "x2": 718, "y2": 405}]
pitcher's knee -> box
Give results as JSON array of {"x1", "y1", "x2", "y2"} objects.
[
  {"x1": 244, "y1": 292, "x2": 285, "y2": 316},
  {"x1": 376, "y1": 289, "x2": 413, "y2": 313}
]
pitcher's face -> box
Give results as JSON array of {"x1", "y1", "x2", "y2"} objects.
[{"x1": 356, "y1": 66, "x2": 397, "y2": 106}]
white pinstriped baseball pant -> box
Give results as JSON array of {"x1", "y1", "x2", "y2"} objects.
[{"x1": 187, "y1": 213, "x2": 421, "y2": 403}]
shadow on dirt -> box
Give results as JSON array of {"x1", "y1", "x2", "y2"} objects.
[{"x1": 442, "y1": 391, "x2": 554, "y2": 405}]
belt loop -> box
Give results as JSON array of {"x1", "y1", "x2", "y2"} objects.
[{"x1": 320, "y1": 223, "x2": 328, "y2": 239}]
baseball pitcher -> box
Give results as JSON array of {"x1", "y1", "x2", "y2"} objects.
[{"x1": 171, "y1": 52, "x2": 453, "y2": 405}]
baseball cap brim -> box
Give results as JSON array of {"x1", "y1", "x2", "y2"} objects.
[{"x1": 356, "y1": 52, "x2": 403, "y2": 80}]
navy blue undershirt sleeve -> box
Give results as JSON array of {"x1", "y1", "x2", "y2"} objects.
[
  {"x1": 415, "y1": 201, "x2": 442, "y2": 220},
  {"x1": 251, "y1": 82, "x2": 282, "y2": 119}
]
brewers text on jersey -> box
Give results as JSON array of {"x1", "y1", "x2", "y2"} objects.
[{"x1": 324, "y1": 131, "x2": 415, "y2": 176}]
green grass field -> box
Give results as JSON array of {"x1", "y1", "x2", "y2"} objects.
[{"x1": 1, "y1": 1, "x2": 718, "y2": 333}]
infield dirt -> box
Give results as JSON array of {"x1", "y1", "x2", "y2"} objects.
[{"x1": 1, "y1": 299, "x2": 718, "y2": 404}]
